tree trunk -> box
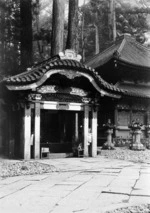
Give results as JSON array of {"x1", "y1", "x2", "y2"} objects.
[
  {"x1": 0, "y1": 1, "x2": 5, "y2": 73},
  {"x1": 51, "y1": 0, "x2": 65, "y2": 57},
  {"x1": 81, "y1": 12, "x2": 85, "y2": 62},
  {"x1": 66, "y1": 0, "x2": 79, "y2": 51},
  {"x1": 108, "y1": 0, "x2": 116, "y2": 42},
  {"x1": 94, "y1": 24, "x2": 99, "y2": 54},
  {"x1": 20, "y1": 0, "x2": 33, "y2": 70}
]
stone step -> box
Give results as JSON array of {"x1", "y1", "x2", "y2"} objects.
[{"x1": 42, "y1": 153, "x2": 74, "y2": 159}]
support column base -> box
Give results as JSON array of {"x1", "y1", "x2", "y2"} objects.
[
  {"x1": 132, "y1": 143, "x2": 145, "y2": 151},
  {"x1": 102, "y1": 142, "x2": 115, "y2": 150},
  {"x1": 147, "y1": 144, "x2": 150, "y2": 149}
]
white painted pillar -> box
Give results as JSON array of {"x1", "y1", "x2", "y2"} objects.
[
  {"x1": 75, "y1": 113, "x2": 79, "y2": 141},
  {"x1": 34, "y1": 102, "x2": 41, "y2": 159},
  {"x1": 92, "y1": 109, "x2": 97, "y2": 157},
  {"x1": 24, "y1": 106, "x2": 31, "y2": 160},
  {"x1": 84, "y1": 105, "x2": 89, "y2": 157}
]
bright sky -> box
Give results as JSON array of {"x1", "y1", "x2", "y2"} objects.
[{"x1": 78, "y1": 0, "x2": 89, "y2": 6}]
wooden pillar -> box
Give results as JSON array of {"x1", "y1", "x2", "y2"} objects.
[
  {"x1": 92, "y1": 109, "x2": 97, "y2": 157},
  {"x1": 75, "y1": 113, "x2": 79, "y2": 141},
  {"x1": 24, "y1": 106, "x2": 31, "y2": 160},
  {"x1": 34, "y1": 102, "x2": 41, "y2": 159},
  {"x1": 84, "y1": 105, "x2": 89, "y2": 157},
  {"x1": 114, "y1": 108, "x2": 118, "y2": 137}
]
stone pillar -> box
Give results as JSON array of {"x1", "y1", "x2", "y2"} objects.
[
  {"x1": 91, "y1": 109, "x2": 97, "y2": 157},
  {"x1": 147, "y1": 130, "x2": 150, "y2": 149},
  {"x1": 24, "y1": 106, "x2": 31, "y2": 160},
  {"x1": 84, "y1": 105, "x2": 89, "y2": 157},
  {"x1": 106, "y1": 129, "x2": 113, "y2": 146},
  {"x1": 34, "y1": 102, "x2": 41, "y2": 159},
  {"x1": 75, "y1": 113, "x2": 79, "y2": 141}
]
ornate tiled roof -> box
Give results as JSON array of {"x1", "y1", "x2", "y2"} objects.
[
  {"x1": 117, "y1": 82, "x2": 150, "y2": 99},
  {"x1": 85, "y1": 35, "x2": 150, "y2": 99},
  {"x1": 86, "y1": 35, "x2": 150, "y2": 70},
  {"x1": 2, "y1": 52, "x2": 124, "y2": 97}
]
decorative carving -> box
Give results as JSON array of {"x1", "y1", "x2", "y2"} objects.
[
  {"x1": 113, "y1": 50, "x2": 120, "y2": 58},
  {"x1": 37, "y1": 85, "x2": 57, "y2": 94},
  {"x1": 118, "y1": 110, "x2": 130, "y2": 126},
  {"x1": 117, "y1": 104, "x2": 130, "y2": 110},
  {"x1": 132, "y1": 104, "x2": 146, "y2": 111},
  {"x1": 59, "y1": 49, "x2": 82, "y2": 62},
  {"x1": 36, "y1": 85, "x2": 87, "y2": 97},
  {"x1": 82, "y1": 97, "x2": 91, "y2": 104},
  {"x1": 60, "y1": 70, "x2": 81, "y2": 79},
  {"x1": 70, "y1": 88, "x2": 87, "y2": 97},
  {"x1": 28, "y1": 94, "x2": 42, "y2": 100},
  {"x1": 132, "y1": 111, "x2": 145, "y2": 124}
]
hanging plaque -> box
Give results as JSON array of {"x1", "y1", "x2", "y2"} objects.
[{"x1": 56, "y1": 103, "x2": 69, "y2": 110}]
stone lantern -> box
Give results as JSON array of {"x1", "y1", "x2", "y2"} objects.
[
  {"x1": 102, "y1": 119, "x2": 115, "y2": 150},
  {"x1": 145, "y1": 124, "x2": 150, "y2": 149},
  {"x1": 128, "y1": 120, "x2": 145, "y2": 151}
]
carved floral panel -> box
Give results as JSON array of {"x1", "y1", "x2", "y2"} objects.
[{"x1": 118, "y1": 110, "x2": 130, "y2": 126}]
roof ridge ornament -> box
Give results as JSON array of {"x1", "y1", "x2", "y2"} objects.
[
  {"x1": 59, "y1": 49, "x2": 82, "y2": 62},
  {"x1": 113, "y1": 50, "x2": 120, "y2": 58}
]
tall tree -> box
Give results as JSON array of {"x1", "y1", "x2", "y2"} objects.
[
  {"x1": 51, "y1": 0, "x2": 65, "y2": 57},
  {"x1": 0, "y1": 0, "x2": 20, "y2": 76},
  {"x1": 66, "y1": 0, "x2": 79, "y2": 51},
  {"x1": 20, "y1": 0, "x2": 33, "y2": 70},
  {"x1": 0, "y1": 1, "x2": 5, "y2": 78},
  {"x1": 108, "y1": 0, "x2": 116, "y2": 42}
]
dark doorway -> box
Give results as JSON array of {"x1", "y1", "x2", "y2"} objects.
[{"x1": 40, "y1": 110, "x2": 76, "y2": 153}]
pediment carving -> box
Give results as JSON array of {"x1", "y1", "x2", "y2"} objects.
[
  {"x1": 36, "y1": 85, "x2": 88, "y2": 97},
  {"x1": 59, "y1": 70, "x2": 81, "y2": 79}
]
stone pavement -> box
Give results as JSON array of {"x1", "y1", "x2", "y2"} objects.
[{"x1": 0, "y1": 156, "x2": 150, "y2": 213}]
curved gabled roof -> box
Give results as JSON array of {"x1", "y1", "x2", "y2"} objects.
[
  {"x1": 2, "y1": 52, "x2": 125, "y2": 98},
  {"x1": 117, "y1": 82, "x2": 150, "y2": 99},
  {"x1": 86, "y1": 35, "x2": 150, "y2": 70}
]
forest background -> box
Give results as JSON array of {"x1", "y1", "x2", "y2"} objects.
[{"x1": 0, "y1": 0, "x2": 150, "y2": 79}]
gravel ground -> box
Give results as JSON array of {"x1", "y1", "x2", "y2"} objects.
[
  {"x1": 1, "y1": 149, "x2": 150, "y2": 212},
  {"x1": 106, "y1": 204, "x2": 150, "y2": 213},
  {"x1": 1, "y1": 147, "x2": 150, "y2": 178},
  {"x1": 100, "y1": 147, "x2": 150, "y2": 164},
  {"x1": 0, "y1": 160, "x2": 57, "y2": 178}
]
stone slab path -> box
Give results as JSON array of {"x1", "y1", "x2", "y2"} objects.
[{"x1": 0, "y1": 156, "x2": 150, "y2": 213}]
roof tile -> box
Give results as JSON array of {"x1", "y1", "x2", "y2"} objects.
[
  {"x1": 3, "y1": 57, "x2": 125, "y2": 96},
  {"x1": 86, "y1": 35, "x2": 150, "y2": 69}
]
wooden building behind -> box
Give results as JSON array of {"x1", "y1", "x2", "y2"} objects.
[{"x1": 86, "y1": 35, "x2": 150, "y2": 144}]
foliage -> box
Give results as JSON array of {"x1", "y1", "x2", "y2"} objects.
[
  {"x1": 116, "y1": 0, "x2": 150, "y2": 43},
  {"x1": 78, "y1": 0, "x2": 150, "y2": 60},
  {"x1": 0, "y1": 0, "x2": 150, "y2": 77},
  {"x1": 32, "y1": 0, "x2": 53, "y2": 62},
  {"x1": 0, "y1": 0, "x2": 21, "y2": 78}
]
